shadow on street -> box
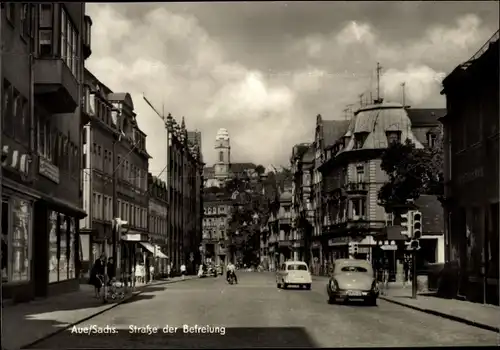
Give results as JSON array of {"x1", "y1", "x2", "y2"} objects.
[{"x1": 25, "y1": 327, "x2": 319, "y2": 349}]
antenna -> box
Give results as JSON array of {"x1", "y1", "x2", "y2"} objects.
[
  {"x1": 376, "y1": 62, "x2": 383, "y2": 103},
  {"x1": 401, "y1": 82, "x2": 406, "y2": 107}
]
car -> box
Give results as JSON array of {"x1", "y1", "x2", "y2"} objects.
[
  {"x1": 276, "y1": 261, "x2": 312, "y2": 290},
  {"x1": 326, "y1": 258, "x2": 379, "y2": 306}
]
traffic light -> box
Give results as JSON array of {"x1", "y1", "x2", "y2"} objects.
[
  {"x1": 400, "y1": 212, "x2": 412, "y2": 238},
  {"x1": 411, "y1": 211, "x2": 422, "y2": 239},
  {"x1": 410, "y1": 240, "x2": 420, "y2": 250},
  {"x1": 348, "y1": 242, "x2": 359, "y2": 256}
]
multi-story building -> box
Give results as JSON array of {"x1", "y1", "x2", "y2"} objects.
[
  {"x1": 163, "y1": 114, "x2": 203, "y2": 275},
  {"x1": 1, "y1": 4, "x2": 91, "y2": 302},
  {"x1": 203, "y1": 128, "x2": 257, "y2": 188},
  {"x1": 290, "y1": 143, "x2": 313, "y2": 262},
  {"x1": 202, "y1": 192, "x2": 231, "y2": 265},
  {"x1": 80, "y1": 70, "x2": 151, "y2": 279},
  {"x1": 318, "y1": 102, "x2": 445, "y2": 279},
  {"x1": 310, "y1": 116, "x2": 350, "y2": 274},
  {"x1": 440, "y1": 31, "x2": 499, "y2": 305},
  {"x1": 276, "y1": 190, "x2": 293, "y2": 263},
  {"x1": 148, "y1": 174, "x2": 169, "y2": 276}
]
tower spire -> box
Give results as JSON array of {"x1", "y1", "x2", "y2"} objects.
[{"x1": 401, "y1": 82, "x2": 406, "y2": 107}]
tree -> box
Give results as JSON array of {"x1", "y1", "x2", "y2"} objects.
[{"x1": 378, "y1": 130, "x2": 444, "y2": 211}]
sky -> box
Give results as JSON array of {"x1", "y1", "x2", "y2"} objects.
[{"x1": 86, "y1": 1, "x2": 499, "y2": 175}]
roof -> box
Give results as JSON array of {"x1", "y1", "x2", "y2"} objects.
[
  {"x1": 230, "y1": 163, "x2": 257, "y2": 174},
  {"x1": 323, "y1": 120, "x2": 350, "y2": 147},
  {"x1": 406, "y1": 109, "x2": 446, "y2": 127},
  {"x1": 301, "y1": 146, "x2": 315, "y2": 163},
  {"x1": 291, "y1": 143, "x2": 311, "y2": 161},
  {"x1": 108, "y1": 92, "x2": 134, "y2": 110},
  {"x1": 339, "y1": 102, "x2": 424, "y2": 154}
]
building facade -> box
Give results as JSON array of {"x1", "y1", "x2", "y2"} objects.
[
  {"x1": 202, "y1": 193, "x2": 231, "y2": 265},
  {"x1": 148, "y1": 174, "x2": 169, "y2": 276},
  {"x1": 440, "y1": 32, "x2": 499, "y2": 305},
  {"x1": 1, "y1": 4, "x2": 91, "y2": 302},
  {"x1": 80, "y1": 70, "x2": 151, "y2": 280},
  {"x1": 318, "y1": 102, "x2": 446, "y2": 279},
  {"x1": 164, "y1": 114, "x2": 203, "y2": 275},
  {"x1": 290, "y1": 143, "x2": 313, "y2": 262}
]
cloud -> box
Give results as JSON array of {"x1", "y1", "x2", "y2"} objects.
[{"x1": 86, "y1": 4, "x2": 498, "y2": 170}]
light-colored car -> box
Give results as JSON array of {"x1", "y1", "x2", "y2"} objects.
[
  {"x1": 326, "y1": 259, "x2": 379, "y2": 306},
  {"x1": 276, "y1": 261, "x2": 312, "y2": 290}
]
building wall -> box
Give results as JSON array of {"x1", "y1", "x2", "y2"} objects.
[{"x1": 2, "y1": 3, "x2": 88, "y2": 302}]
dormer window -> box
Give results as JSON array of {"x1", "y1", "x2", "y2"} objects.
[
  {"x1": 354, "y1": 132, "x2": 368, "y2": 149},
  {"x1": 386, "y1": 131, "x2": 401, "y2": 145},
  {"x1": 427, "y1": 132, "x2": 437, "y2": 148}
]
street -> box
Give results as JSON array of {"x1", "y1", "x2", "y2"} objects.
[{"x1": 28, "y1": 272, "x2": 498, "y2": 348}]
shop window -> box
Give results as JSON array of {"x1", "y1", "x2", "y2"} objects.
[
  {"x1": 48, "y1": 212, "x2": 75, "y2": 282},
  {"x1": 2, "y1": 197, "x2": 32, "y2": 283}
]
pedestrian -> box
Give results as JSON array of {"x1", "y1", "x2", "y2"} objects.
[
  {"x1": 149, "y1": 264, "x2": 155, "y2": 283},
  {"x1": 89, "y1": 254, "x2": 106, "y2": 298},
  {"x1": 166, "y1": 262, "x2": 171, "y2": 279},
  {"x1": 107, "y1": 257, "x2": 116, "y2": 284},
  {"x1": 403, "y1": 256, "x2": 410, "y2": 288},
  {"x1": 180, "y1": 263, "x2": 186, "y2": 279}
]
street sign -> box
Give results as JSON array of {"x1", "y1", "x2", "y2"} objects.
[{"x1": 380, "y1": 245, "x2": 397, "y2": 251}]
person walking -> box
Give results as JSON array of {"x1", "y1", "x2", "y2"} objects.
[
  {"x1": 166, "y1": 262, "x2": 171, "y2": 279},
  {"x1": 403, "y1": 256, "x2": 410, "y2": 288},
  {"x1": 107, "y1": 257, "x2": 116, "y2": 284},
  {"x1": 89, "y1": 254, "x2": 106, "y2": 298},
  {"x1": 180, "y1": 263, "x2": 186, "y2": 279}
]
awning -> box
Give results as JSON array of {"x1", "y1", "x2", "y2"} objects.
[{"x1": 140, "y1": 242, "x2": 168, "y2": 259}]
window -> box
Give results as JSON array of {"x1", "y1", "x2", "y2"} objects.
[
  {"x1": 92, "y1": 193, "x2": 97, "y2": 219},
  {"x1": 219, "y1": 151, "x2": 224, "y2": 162},
  {"x1": 103, "y1": 196, "x2": 108, "y2": 221},
  {"x1": 38, "y1": 4, "x2": 53, "y2": 56},
  {"x1": 6, "y1": 4, "x2": 16, "y2": 24},
  {"x1": 356, "y1": 164, "x2": 365, "y2": 183},
  {"x1": 37, "y1": 115, "x2": 54, "y2": 162},
  {"x1": 48, "y1": 212, "x2": 76, "y2": 283},
  {"x1": 21, "y1": 4, "x2": 34, "y2": 40},
  {"x1": 341, "y1": 266, "x2": 368, "y2": 273},
  {"x1": 15, "y1": 96, "x2": 29, "y2": 145},
  {"x1": 117, "y1": 156, "x2": 122, "y2": 179},
  {"x1": 3, "y1": 80, "x2": 13, "y2": 136},
  {"x1": 60, "y1": 8, "x2": 79, "y2": 78},
  {"x1": 287, "y1": 264, "x2": 308, "y2": 271},
  {"x1": 386, "y1": 131, "x2": 401, "y2": 145},
  {"x1": 97, "y1": 194, "x2": 102, "y2": 220},
  {"x1": 427, "y1": 133, "x2": 437, "y2": 148},
  {"x1": 2, "y1": 197, "x2": 32, "y2": 283},
  {"x1": 351, "y1": 198, "x2": 366, "y2": 219}
]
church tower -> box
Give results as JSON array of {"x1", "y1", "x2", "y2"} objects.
[{"x1": 214, "y1": 128, "x2": 230, "y2": 180}]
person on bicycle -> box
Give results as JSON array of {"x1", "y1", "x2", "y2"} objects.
[{"x1": 226, "y1": 262, "x2": 238, "y2": 284}]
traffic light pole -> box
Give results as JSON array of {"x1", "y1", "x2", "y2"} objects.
[{"x1": 412, "y1": 250, "x2": 417, "y2": 299}]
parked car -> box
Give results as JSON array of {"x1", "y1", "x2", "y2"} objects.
[
  {"x1": 276, "y1": 261, "x2": 312, "y2": 290},
  {"x1": 326, "y1": 259, "x2": 379, "y2": 306}
]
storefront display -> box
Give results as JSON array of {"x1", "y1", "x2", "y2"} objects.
[
  {"x1": 48, "y1": 211, "x2": 78, "y2": 283},
  {"x1": 2, "y1": 196, "x2": 32, "y2": 283}
]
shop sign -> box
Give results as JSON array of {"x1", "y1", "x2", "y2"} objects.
[
  {"x1": 457, "y1": 167, "x2": 484, "y2": 185},
  {"x1": 2, "y1": 144, "x2": 34, "y2": 182},
  {"x1": 39, "y1": 157, "x2": 60, "y2": 184},
  {"x1": 311, "y1": 242, "x2": 320, "y2": 249},
  {"x1": 328, "y1": 236, "x2": 349, "y2": 246}
]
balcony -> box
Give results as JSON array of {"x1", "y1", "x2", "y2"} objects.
[
  {"x1": 34, "y1": 58, "x2": 78, "y2": 114},
  {"x1": 345, "y1": 182, "x2": 368, "y2": 194},
  {"x1": 83, "y1": 15, "x2": 93, "y2": 60}
]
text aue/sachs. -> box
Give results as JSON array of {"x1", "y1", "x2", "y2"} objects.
[{"x1": 71, "y1": 325, "x2": 118, "y2": 334}]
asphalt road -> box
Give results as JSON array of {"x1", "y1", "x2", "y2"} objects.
[{"x1": 29, "y1": 272, "x2": 499, "y2": 348}]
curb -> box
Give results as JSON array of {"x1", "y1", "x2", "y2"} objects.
[
  {"x1": 380, "y1": 296, "x2": 500, "y2": 333},
  {"x1": 20, "y1": 277, "x2": 196, "y2": 349}
]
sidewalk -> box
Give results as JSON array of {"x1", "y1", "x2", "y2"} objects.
[
  {"x1": 380, "y1": 283, "x2": 500, "y2": 333},
  {"x1": 2, "y1": 276, "x2": 197, "y2": 349}
]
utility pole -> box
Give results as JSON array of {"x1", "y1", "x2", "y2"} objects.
[
  {"x1": 401, "y1": 82, "x2": 406, "y2": 108},
  {"x1": 376, "y1": 62, "x2": 383, "y2": 103},
  {"x1": 359, "y1": 93, "x2": 364, "y2": 108}
]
